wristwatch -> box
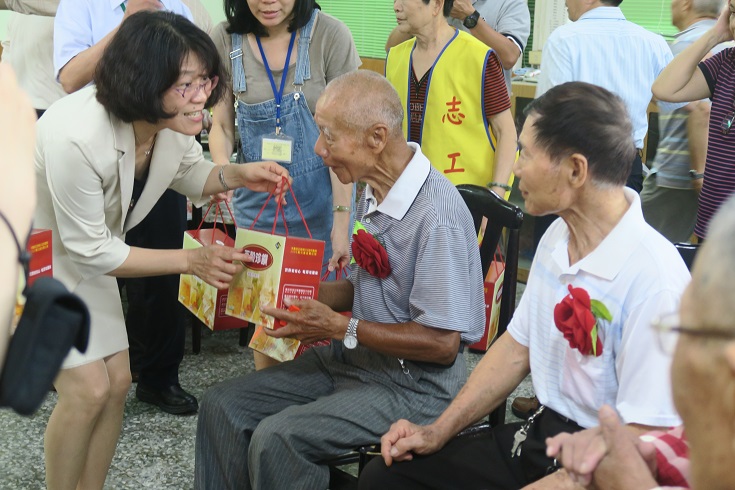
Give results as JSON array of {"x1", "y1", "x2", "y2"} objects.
[
  {"x1": 689, "y1": 169, "x2": 704, "y2": 180},
  {"x1": 463, "y1": 10, "x2": 481, "y2": 29},
  {"x1": 344, "y1": 318, "x2": 359, "y2": 349}
]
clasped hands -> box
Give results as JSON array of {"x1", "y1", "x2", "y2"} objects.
[{"x1": 545, "y1": 405, "x2": 659, "y2": 489}]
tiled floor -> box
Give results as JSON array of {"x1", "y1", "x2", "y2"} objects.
[{"x1": 0, "y1": 287, "x2": 532, "y2": 490}]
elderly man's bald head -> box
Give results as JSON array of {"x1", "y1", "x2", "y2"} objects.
[{"x1": 319, "y1": 71, "x2": 404, "y2": 137}]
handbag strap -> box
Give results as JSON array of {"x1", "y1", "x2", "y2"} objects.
[
  {"x1": 320, "y1": 264, "x2": 349, "y2": 281},
  {"x1": 196, "y1": 201, "x2": 238, "y2": 245},
  {"x1": 249, "y1": 176, "x2": 313, "y2": 238}
]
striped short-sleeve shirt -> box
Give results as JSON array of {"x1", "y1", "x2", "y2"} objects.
[
  {"x1": 348, "y1": 143, "x2": 485, "y2": 344},
  {"x1": 696, "y1": 48, "x2": 735, "y2": 238}
]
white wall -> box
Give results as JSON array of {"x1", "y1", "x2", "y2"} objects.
[{"x1": 0, "y1": 0, "x2": 228, "y2": 39}]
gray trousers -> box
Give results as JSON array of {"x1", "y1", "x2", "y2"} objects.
[{"x1": 194, "y1": 343, "x2": 467, "y2": 490}]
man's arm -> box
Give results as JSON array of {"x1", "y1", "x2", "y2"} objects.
[
  {"x1": 0, "y1": 0, "x2": 57, "y2": 16},
  {"x1": 450, "y1": 0, "x2": 527, "y2": 69},
  {"x1": 0, "y1": 65, "x2": 37, "y2": 372},
  {"x1": 652, "y1": 6, "x2": 730, "y2": 103},
  {"x1": 264, "y1": 299, "x2": 462, "y2": 365},
  {"x1": 379, "y1": 332, "x2": 530, "y2": 465},
  {"x1": 55, "y1": 0, "x2": 163, "y2": 94}
]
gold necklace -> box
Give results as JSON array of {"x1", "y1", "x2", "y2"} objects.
[{"x1": 133, "y1": 127, "x2": 157, "y2": 157}]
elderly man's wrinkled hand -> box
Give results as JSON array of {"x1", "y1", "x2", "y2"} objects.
[
  {"x1": 262, "y1": 298, "x2": 343, "y2": 344},
  {"x1": 188, "y1": 245, "x2": 249, "y2": 289},
  {"x1": 380, "y1": 420, "x2": 444, "y2": 467},
  {"x1": 546, "y1": 426, "x2": 605, "y2": 486},
  {"x1": 588, "y1": 406, "x2": 659, "y2": 490}
]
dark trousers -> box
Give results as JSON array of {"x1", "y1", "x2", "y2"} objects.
[
  {"x1": 122, "y1": 189, "x2": 187, "y2": 389},
  {"x1": 534, "y1": 152, "x2": 644, "y2": 248},
  {"x1": 358, "y1": 407, "x2": 583, "y2": 490}
]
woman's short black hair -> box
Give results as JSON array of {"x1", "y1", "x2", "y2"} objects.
[
  {"x1": 95, "y1": 11, "x2": 227, "y2": 124},
  {"x1": 420, "y1": 0, "x2": 454, "y2": 17},
  {"x1": 225, "y1": 0, "x2": 320, "y2": 36}
]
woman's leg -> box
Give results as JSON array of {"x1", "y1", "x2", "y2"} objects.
[
  {"x1": 77, "y1": 350, "x2": 132, "y2": 489},
  {"x1": 44, "y1": 351, "x2": 131, "y2": 490}
]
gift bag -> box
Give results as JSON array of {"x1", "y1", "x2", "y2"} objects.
[
  {"x1": 14, "y1": 229, "x2": 53, "y2": 326},
  {"x1": 248, "y1": 267, "x2": 347, "y2": 362},
  {"x1": 226, "y1": 182, "x2": 325, "y2": 329},
  {"x1": 179, "y1": 202, "x2": 247, "y2": 331},
  {"x1": 469, "y1": 247, "x2": 505, "y2": 352},
  {"x1": 227, "y1": 182, "x2": 326, "y2": 361}
]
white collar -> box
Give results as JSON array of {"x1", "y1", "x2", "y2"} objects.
[
  {"x1": 552, "y1": 188, "x2": 646, "y2": 280},
  {"x1": 363, "y1": 142, "x2": 431, "y2": 220}
]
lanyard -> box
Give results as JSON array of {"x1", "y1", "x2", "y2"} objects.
[
  {"x1": 120, "y1": 2, "x2": 126, "y2": 12},
  {"x1": 256, "y1": 31, "x2": 297, "y2": 133}
]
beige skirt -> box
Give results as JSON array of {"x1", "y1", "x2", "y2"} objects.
[{"x1": 62, "y1": 274, "x2": 129, "y2": 369}]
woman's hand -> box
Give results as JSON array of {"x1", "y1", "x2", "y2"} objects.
[
  {"x1": 187, "y1": 245, "x2": 251, "y2": 289},
  {"x1": 714, "y1": 4, "x2": 734, "y2": 44},
  {"x1": 329, "y1": 225, "x2": 351, "y2": 273},
  {"x1": 209, "y1": 190, "x2": 234, "y2": 204},
  {"x1": 239, "y1": 161, "x2": 293, "y2": 204}
]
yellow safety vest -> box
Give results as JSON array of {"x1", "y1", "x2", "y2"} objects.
[{"x1": 386, "y1": 30, "x2": 504, "y2": 188}]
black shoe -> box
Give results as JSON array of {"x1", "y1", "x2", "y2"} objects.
[{"x1": 136, "y1": 383, "x2": 198, "y2": 415}]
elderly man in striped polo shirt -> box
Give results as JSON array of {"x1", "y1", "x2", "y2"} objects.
[{"x1": 194, "y1": 70, "x2": 486, "y2": 490}]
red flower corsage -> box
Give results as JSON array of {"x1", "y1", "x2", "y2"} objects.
[
  {"x1": 351, "y1": 222, "x2": 391, "y2": 279},
  {"x1": 553, "y1": 285, "x2": 611, "y2": 357}
]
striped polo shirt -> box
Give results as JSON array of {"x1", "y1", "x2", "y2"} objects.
[
  {"x1": 696, "y1": 48, "x2": 735, "y2": 238},
  {"x1": 348, "y1": 143, "x2": 485, "y2": 344}
]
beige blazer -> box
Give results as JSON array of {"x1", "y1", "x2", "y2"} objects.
[{"x1": 34, "y1": 86, "x2": 214, "y2": 293}]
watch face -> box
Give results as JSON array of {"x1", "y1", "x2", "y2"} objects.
[
  {"x1": 344, "y1": 335, "x2": 358, "y2": 349},
  {"x1": 464, "y1": 12, "x2": 479, "y2": 28}
]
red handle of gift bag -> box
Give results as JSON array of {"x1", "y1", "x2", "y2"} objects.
[
  {"x1": 249, "y1": 176, "x2": 313, "y2": 239},
  {"x1": 491, "y1": 244, "x2": 505, "y2": 276},
  {"x1": 320, "y1": 263, "x2": 350, "y2": 282},
  {"x1": 196, "y1": 200, "x2": 238, "y2": 245}
]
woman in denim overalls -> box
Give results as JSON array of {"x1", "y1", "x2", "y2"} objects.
[{"x1": 210, "y1": 0, "x2": 360, "y2": 368}]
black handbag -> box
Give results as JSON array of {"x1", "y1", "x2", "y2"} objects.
[{"x1": 0, "y1": 276, "x2": 90, "y2": 415}]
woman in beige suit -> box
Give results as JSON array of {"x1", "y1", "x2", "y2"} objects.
[{"x1": 33, "y1": 12, "x2": 290, "y2": 490}]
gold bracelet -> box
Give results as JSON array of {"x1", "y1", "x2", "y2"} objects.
[{"x1": 332, "y1": 205, "x2": 351, "y2": 213}]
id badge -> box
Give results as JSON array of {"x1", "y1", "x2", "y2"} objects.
[{"x1": 261, "y1": 132, "x2": 294, "y2": 163}]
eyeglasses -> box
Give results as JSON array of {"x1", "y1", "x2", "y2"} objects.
[
  {"x1": 173, "y1": 75, "x2": 219, "y2": 98},
  {"x1": 651, "y1": 312, "x2": 735, "y2": 355}
]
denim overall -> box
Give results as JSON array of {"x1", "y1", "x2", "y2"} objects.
[{"x1": 230, "y1": 10, "x2": 333, "y2": 275}]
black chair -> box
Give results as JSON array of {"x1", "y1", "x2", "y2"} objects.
[
  {"x1": 326, "y1": 185, "x2": 524, "y2": 488},
  {"x1": 456, "y1": 184, "x2": 524, "y2": 426},
  {"x1": 674, "y1": 242, "x2": 699, "y2": 271}
]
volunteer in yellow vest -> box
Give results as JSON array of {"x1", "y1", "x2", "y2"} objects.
[{"x1": 386, "y1": 0, "x2": 516, "y2": 199}]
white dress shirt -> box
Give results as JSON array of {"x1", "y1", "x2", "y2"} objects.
[
  {"x1": 536, "y1": 7, "x2": 673, "y2": 149},
  {"x1": 53, "y1": 0, "x2": 193, "y2": 81}
]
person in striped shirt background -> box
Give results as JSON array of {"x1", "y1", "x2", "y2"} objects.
[{"x1": 654, "y1": 0, "x2": 735, "y2": 241}]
